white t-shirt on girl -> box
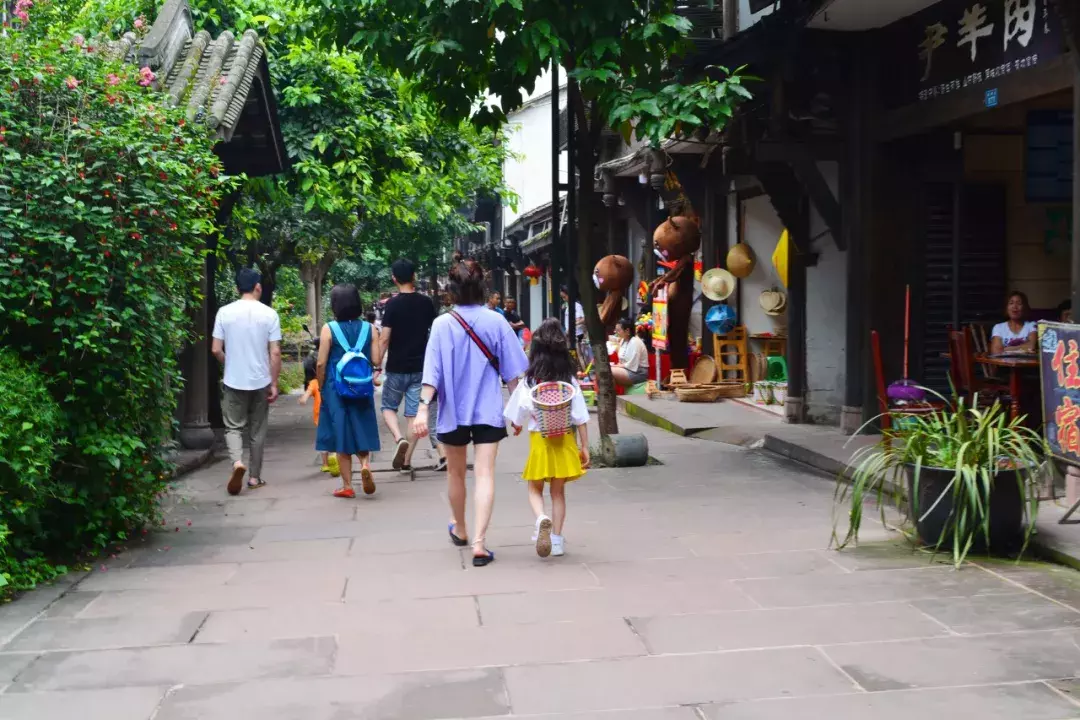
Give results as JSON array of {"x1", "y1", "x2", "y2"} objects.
[
  {"x1": 991, "y1": 321, "x2": 1036, "y2": 348},
  {"x1": 504, "y1": 378, "x2": 590, "y2": 433}
]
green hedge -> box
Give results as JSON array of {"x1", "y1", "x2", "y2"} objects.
[{"x1": 0, "y1": 13, "x2": 232, "y2": 592}]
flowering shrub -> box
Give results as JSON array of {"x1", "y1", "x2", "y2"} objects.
[{"x1": 0, "y1": 17, "x2": 232, "y2": 591}]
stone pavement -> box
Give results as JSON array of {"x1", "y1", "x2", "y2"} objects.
[{"x1": 7, "y1": 403, "x2": 1080, "y2": 718}]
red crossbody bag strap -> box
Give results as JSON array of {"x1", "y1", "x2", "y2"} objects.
[{"x1": 450, "y1": 311, "x2": 501, "y2": 374}]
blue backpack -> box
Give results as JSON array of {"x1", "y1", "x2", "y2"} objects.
[{"x1": 328, "y1": 321, "x2": 374, "y2": 400}]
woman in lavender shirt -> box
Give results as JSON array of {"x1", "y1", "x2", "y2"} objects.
[{"x1": 414, "y1": 257, "x2": 529, "y2": 566}]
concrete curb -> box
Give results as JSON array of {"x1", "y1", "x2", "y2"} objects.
[{"x1": 615, "y1": 396, "x2": 695, "y2": 436}]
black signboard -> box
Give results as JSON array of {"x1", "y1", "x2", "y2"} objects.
[
  {"x1": 880, "y1": 0, "x2": 1066, "y2": 109},
  {"x1": 1039, "y1": 322, "x2": 1080, "y2": 464},
  {"x1": 1026, "y1": 109, "x2": 1074, "y2": 203}
]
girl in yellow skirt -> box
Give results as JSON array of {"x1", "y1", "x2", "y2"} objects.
[{"x1": 505, "y1": 318, "x2": 590, "y2": 558}]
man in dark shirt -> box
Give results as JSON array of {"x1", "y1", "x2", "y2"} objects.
[
  {"x1": 503, "y1": 297, "x2": 525, "y2": 346},
  {"x1": 375, "y1": 258, "x2": 444, "y2": 471}
]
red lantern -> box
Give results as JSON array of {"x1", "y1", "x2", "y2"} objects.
[{"x1": 523, "y1": 263, "x2": 543, "y2": 285}]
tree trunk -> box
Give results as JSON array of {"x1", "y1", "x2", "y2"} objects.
[
  {"x1": 574, "y1": 115, "x2": 619, "y2": 437},
  {"x1": 300, "y1": 253, "x2": 335, "y2": 330}
]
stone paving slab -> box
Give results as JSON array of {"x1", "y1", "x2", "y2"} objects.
[
  {"x1": 911, "y1": 592, "x2": 1080, "y2": 634},
  {"x1": 7, "y1": 402, "x2": 1080, "y2": 717},
  {"x1": 630, "y1": 601, "x2": 948, "y2": 654},
  {"x1": 10, "y1": 636, "x2": 337, "y2": 692},
  {"x1": 822, "y1": 629, "x2": 1080, "y2": 690},
  {"x1": 75, "y1": 564, "x2": 239, "y2": 593},
  {"x1": 152, "y1": 669, "x2": 509, "y2": 720},
  {"x1": 75, "y1": 577, "x2": 348, "y2": 618},
  {"x1": 0, "y1": 686, "x2": 168, "y2": 720},
  {"x1": 334, "y1": 617, "x2": 645, "y2": 675},
  {"x1": 194, "y1": 597, "x2": 480, "y2": 643},
  {"x1": 2, "y1": 612, "x2": 208, "y2": 652},
  {"x1": 699, "y1": 682, "x2": 1080, "y2": 720},
  {"x1": 477, "y1": 582, "x2": 758, "y2": 625},
  {"x1": 734, "y1": 565, "x2": 1012, "y2": 608},
  {"x1": 502, "y1": 648, "x2": 858, "y2": 714}
]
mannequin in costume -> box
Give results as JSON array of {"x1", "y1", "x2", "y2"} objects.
[
  {"x1": 593, "y1": 255, "x2": 634, "y2": 328},
  {"x1": 648, "y1": 215, "x2": 700, "y2": 370}
]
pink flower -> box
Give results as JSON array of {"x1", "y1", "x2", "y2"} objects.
[
  {"x1": 134, "y1": 16, "x2": 146, "y2": 30},
  {"x1": 219, "y1": 76, "x2": 227, "y2": 85},
  {"x1": 138, "y1": 66, "x2": 155, "y2": 87},
  {"x1": 65, "y1": 76, "x2": 79, "y2": 90},
  {"x1": 106, "y1": 73, "x2": 121, "y2": 86},
  {"x1": 72, "y1": 34, "x2": 85, "y2": 47},
  {"x1": 14, "y1": 10, "x2": 28, "y2": 22}
]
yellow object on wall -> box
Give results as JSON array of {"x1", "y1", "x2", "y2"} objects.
[{"x1": 772, "y1": 229, "x2": 789, "y2": 288}]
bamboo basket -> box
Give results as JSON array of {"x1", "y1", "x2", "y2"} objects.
[{"x1": 674, "y1": 381, "x2": 746, "y2": 402}]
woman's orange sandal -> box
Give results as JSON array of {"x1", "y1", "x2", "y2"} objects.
[{"x1": 333, "y1": 487, "x2": 356, "y2": 499}]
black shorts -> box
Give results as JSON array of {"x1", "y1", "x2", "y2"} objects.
[{"x1": 437, "y1": 424, "x2": 508, "y2": 447}]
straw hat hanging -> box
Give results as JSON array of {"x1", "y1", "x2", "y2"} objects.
[
  {"x1": 701, "y1": 268, "x2": 736, "y2": 302},
  {"x1": 726, "y1": 242, "x2": 756, "y2": 279}
]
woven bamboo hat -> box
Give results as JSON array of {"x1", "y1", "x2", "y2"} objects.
[
  {"x1": 726, "y1": 243, "x2": 756, "y2": 279},
  {"x1": 701, "y1": 268, "x2": 736, "y2": 302}
]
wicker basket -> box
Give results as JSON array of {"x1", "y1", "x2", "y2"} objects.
[
  {"x1": 690, "y1": 356, "x2": 717, "y2": 384},
  {"x1": 531, "y1": 381, "x2": 576, "y2": 438},
  {"x1": 675, "y1": 386, "x2": 725, "y2": 403},
  {"x1": 675, "y1": 381, "x2": 746, "y2": 402}
]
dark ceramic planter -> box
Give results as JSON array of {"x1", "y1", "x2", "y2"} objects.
[{"x1": 906, "y1": 464, "x2": 1026, "y2": 553}]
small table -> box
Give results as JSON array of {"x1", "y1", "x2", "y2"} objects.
[
  {"x1": 750, "y1": 333, "x2": 787, "y2": 358},
  {"x1": 974, "y1": 353, "x2": 1038, "y2": 420}
]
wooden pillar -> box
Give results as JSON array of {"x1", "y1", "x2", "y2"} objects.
[
  {"x1": 179, "y1": 257, "x2": 215, "y2": 449},
  {"x1": 842, "y1": 35, "x2": 875, "y2": 433},
  {"x1": 785, "y1": 196, "x2": 809, "y2": 424},
  {"x1": 1073, "y1": 67, "x2": 1080, "y2": 319},
  {"x1": 701, "y1": 178, "x2": 728, "y2": 357},
  {"x1": 550, "y1": 60, "x2": 563, "y2": 325}
]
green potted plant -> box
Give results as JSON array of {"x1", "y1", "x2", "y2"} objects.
[{"x1": 834, "y1": 395, "x2": 1047, "y2": 567}]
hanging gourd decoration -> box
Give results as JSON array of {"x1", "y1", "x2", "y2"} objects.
[{"x1": 593, "y1": 255, "x2": 633, "y2": 327}]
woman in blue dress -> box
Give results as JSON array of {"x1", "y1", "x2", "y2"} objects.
[{"x1": 316, "y1": 284, "x2": 382, "y2": 498}]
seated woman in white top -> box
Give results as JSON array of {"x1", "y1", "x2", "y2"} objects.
[
  {"x1": 611, "y1": 319, "x2": 649, "y2": 387},
  {"x1": 990, "y1": 291, "x2": 1037, "y2": 354}
]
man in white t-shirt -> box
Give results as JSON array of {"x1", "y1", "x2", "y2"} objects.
[{"x1": 212, "y1": 268, "x2": 283, "y2": 495}]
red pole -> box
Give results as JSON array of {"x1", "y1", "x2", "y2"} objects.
[{"x1": 903, "y1": 284, "x2": 911, "y2": 380}]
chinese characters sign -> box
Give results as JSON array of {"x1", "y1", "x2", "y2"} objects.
[
  {"x1": 653, "y1": 286, "x2": 669, "y2": 352},
  {"x1": 1040, "y1": 322, "x2": 1080, "y2": 463},
  {"x1": 884, "y1": 0, "x2": 1064, "y2": 109}
]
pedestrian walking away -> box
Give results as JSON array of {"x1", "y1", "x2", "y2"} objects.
[
  {"x1": 414, "y1": 255, "x2": 529, "y2": 567},
  {"x1": 211, "y1": 268, "x2": 283, "y2": 496},
  {"x1": 298, "y1": 337, "x2": 339, "y2": 478},
  {"x1": 316, "y1": 284, "x2": 382, "y2": 499},
  {"x1": 505, "y1": 318, "x2": 590, "y2": 558},
  {"x1": 376, "y1": 258, "x2": 446, "y2": 473}
]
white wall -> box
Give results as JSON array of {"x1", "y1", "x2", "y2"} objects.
[
  {"x1": 737, "y1": 190, "x2": 787, "y2": 337},
  {"x1": 503, "y1": 74, "x2": 568, "y2": 228},
  {"x1": 736, "y1": 164, "x2": 849, "y2": 425},
  {"x1": 738, "y1": 0, "x2": 778, "y2": 31},
  {"x1": 805, "y1": 162, "x2": 846, "y2": 425}
]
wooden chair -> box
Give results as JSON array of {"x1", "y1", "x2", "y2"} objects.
[
  {"x1": 968, "y1": 324, "x2": 997, "y2": 380},
  {"x1": 714, "y1": 325, "x2": 749, "y2": 382},
  {"x1": 872, "y1": 330, "x2": 945, "y2": 432},
  {"x1": 948, "y1": 328, "x2": 1008, "y2": 406}
]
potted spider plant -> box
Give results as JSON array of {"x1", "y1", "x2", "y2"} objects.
[{"x1": 833, "y1": 394, "x2": 1047, "y2": 567}]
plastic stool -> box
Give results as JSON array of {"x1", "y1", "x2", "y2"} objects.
[{"x1": 766, "y1": 356, "x2": 788, "y2": 382}]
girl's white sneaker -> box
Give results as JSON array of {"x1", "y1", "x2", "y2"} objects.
[
  {"x1": 535, "y1": 516, "x2": 553, "y2": 558},
  {"x1": 551, "y1": 534, "x2": 565, "y2": 557}
]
